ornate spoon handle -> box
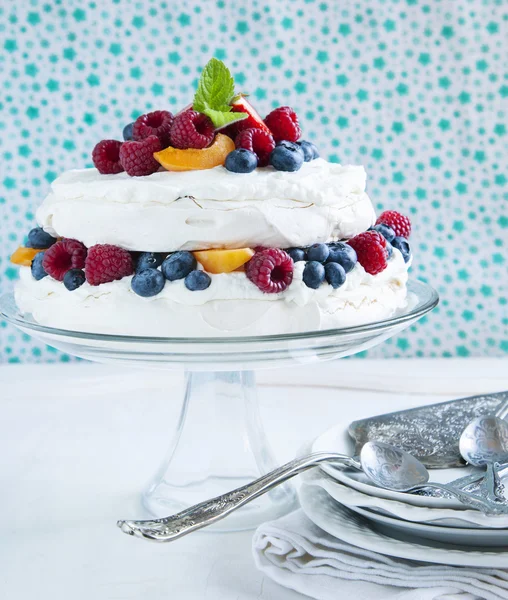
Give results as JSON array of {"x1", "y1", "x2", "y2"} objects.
[
  {"x1": 415, "y1": 482, "x2": 501, "y2": 514},
  {"x1": 117, "y1": 452, "x2": 360, "y2": 542}
]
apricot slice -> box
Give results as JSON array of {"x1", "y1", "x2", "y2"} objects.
[
  {"x1": 153, "y1": 133, "x2": 235, "y2": 172},
  {"x1": 10, "y1": 246, "x2": 44, "y2": 266},
  {"x1": 193, "y1": 248, "x2": 255, "y2": 274}
]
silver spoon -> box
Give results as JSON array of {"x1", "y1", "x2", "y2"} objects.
[
  {"x1": 459, "y1": 415, "x2": 508, "y2": 504},
  {"x1": 360, "y1": 441, "x2": 496, "y2": 514}
]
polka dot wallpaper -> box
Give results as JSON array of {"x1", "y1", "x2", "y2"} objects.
[{"x1": 0, "y1": 0, "x2": 506, "y2": 363}]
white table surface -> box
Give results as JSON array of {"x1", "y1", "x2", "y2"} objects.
[{"x1": 1, "y1": 358, "x2": 507, "y2": 600}]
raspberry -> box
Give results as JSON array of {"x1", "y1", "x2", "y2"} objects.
[
  {"x1": 42, "y1": 239, "x2": 87, "y2": 281},
  {"x1": 246, "y1": 248, "x2": 294, "y2": 293},
  {"x1": 85, "y1": 244, "x2": 134, "y2": 286},
  {"x1": 264, "y1": 107, "x2": 302, "y2": 143},
  {"x1": 376, "y1": 210, "x2": 412, "y2": 238},
  {"x1": 170, "y1": 110, "x2": 215, "y2": 149},
  {"x1": 235, "y1": 128, "x2": 275, "y2": 167},
  {"x1": 132, "y1": 110, "x2": 174, "y2": 147},
  {"x1": 119, "y1": 135, "x2": 161, "y2": 177},
  {"x1": 347, "y1": 231, "x2": 388, "y2": 275},
  {"x1": 92, "y1": 140, "x2": 124, "y2": 175}
]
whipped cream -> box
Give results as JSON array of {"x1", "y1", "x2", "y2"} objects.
[
  {"x1": 15, "y1": 250, "x2": 409, "y2": 337},
  {"x1": 36, "y1": 159, "x2": 376, "y2": 251}
]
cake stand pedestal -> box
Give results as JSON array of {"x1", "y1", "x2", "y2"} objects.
[{"x1": 1, "y1": 280, "x2": 438, "y2": 532}]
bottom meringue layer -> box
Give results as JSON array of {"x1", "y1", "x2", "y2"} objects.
[{"x1": 15, "y1": 250, "x2": 410, "y2": 337}]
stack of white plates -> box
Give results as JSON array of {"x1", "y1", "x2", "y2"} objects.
[{"x1": 298, "y1": 421, "x2": 508, "y2": 567}]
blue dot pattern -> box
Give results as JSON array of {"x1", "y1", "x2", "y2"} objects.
[{"x1": 0, "y1": 0, "x2": 506, "y2": 362}]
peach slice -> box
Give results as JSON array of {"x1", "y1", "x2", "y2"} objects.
[
  {"x1": 153, "y1": 133, "x2": 235, "y2": 172},
  {"x1": 10, "y1": 246, "x2": 44, "y2": 266},
  {"x1": 193, "y1": 248, "x2": 255, "y2": 274}
]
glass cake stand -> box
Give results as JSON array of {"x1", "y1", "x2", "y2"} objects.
[{"x1": 0, "y1": 280, "x2": 438, "y2": 531}]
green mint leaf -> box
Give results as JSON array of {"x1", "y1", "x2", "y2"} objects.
[
  {"x1": 202, "y1": 108, "x2": 248, "y2": 129},
  {"x1": 193, "y1": 58, "x2": 235, "y2": 113}
]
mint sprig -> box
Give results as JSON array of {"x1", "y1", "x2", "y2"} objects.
[{"x1": 193, "y1": 58, "x2": 248, "y2": 129}]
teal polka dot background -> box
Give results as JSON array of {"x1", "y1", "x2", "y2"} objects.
[{"x1": 0, "y1": 0, "x2": 506, "y2": 363}]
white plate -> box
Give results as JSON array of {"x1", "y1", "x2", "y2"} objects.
[
  {"x1": 298, "y1": 484, "x2": 508, "y2": 568},
  {"x1": 311, "y1": 420, "x2": 481, "y2": 509},
  {"x1": 350, "y1": 506, "x2": 508, "y2": 547}
]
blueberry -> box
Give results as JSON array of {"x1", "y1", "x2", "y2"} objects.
[
  {"x1": 225, "y1": 149, "x2": 258, "y2": 173},
  {"x1": 123, "y1": 122, "x2": 135, "y2": 141},
  {"x1": 185, "y1": 270, "x2": 211, "y2": 291},
  {"x1": 31, "y1": 252, "x2": 48, "y2": 280},
  {"x1": 26, "y1": 227, "x2": 57, "y2": 249},
  {"x1": 63, "y1": 268, "x2": 86, "y2": 291},
  {"x1": 269, "y1": 144, "x2": 304, "y2": 172},
  {"x1": 136, "y1": 252, "x2": 166, "y2": 273},
  {"x1": 392, "y1": 236, "x2": 411, "y2": 263},
  {"x1": 286, "y1": 247, "x2": 307, "y2": 262},
  {"x1": 326, "y1": 242, "x2": 357, "y2": 273},
  {"x1": 302, "y1": 261, "x2": 325, "y2": 289},
  {"x1": 276, "y1": 140, "x2": 302, "y2": 152},
  {"x1": 162, "y1": 251, "x2": 197, "y2": 281},
  {"x1": 307, "y1": 243, "x2": 330, "y2": 263},
  {"x1": 324, "y1": 262, "x2": 347, "y2": 289},
  {"x1": 131, "y1": 268, "x2": 166, "y2": 297},
  {"x1": 373, "y1": 223, "x2": 396, "y2": 243},
  {"x1": 386, "y1": 242, "x2": 393, "y2": 259},
  {"x1": 298, "y1": 140, "x2": 319, "y2": 161}
]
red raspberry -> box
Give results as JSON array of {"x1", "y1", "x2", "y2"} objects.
[
  {"x1": 119, "y1": 135, "x2": 161, "y2": 177},
  {"x1": 170, "y1": 110, "x2": 215, "y2": 149},
  {"x1": 348, "y1": 231, "x2": 388, "y2": 275},
  {"x1": 235, "y1": 128, "x2": 275, "y2": 167},
  {"x1": 42, "y1": 239, "x2": 87, "y2": 281},
  {"x1": 246, "y1": 248, "x2": 294, "y2": 293},
  {"x1": 132, "y1": 110, "x2": 174, "y2": 147},
  {"x1": 85, "y1": 244, "x2": 134, "y2": 286},
  {"x1": 264, "y1": 107, "x2": 302, "y2": 143},
  {"x1": 92, "y1": 140, "x2": 124, "y2": 175},
  {"x1": 376, "y1": 210, "x2": 412, "y2": 238}
]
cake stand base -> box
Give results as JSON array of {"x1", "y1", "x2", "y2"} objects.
[{"x1": 141, "y1": 370, "x2": 296, "y2": 532}]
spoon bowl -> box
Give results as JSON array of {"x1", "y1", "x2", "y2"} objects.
[{"x1": 459, "y1": 416, "x2": 508, "y2": 466}]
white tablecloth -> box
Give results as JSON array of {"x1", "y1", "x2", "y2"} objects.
[{"x1": 1, "y1": 359, "x2": 507, "y2": 600}]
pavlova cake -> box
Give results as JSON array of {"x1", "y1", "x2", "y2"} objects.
[{"x1": 12, "y1": 59, "x2": 413, "y2": 337}]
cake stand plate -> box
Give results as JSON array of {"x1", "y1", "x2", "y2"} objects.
[{"x1": 1, "y1": 280, "x2": 438, "y2": 532}]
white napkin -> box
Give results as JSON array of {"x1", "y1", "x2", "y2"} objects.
[{"x1": 253, "y1": 510, "x2": 508, "y2": 600}]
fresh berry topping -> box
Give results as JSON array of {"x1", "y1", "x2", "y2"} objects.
[
  {"x1": 92, "y1": 140, "x2": 124, "y2": 175},
  {"x1": 302, "y1": 261, "x2": 325, "y2": 289},
  {"x1": 123, "y1": 122, "x2": 135, "y2": 141},
  {"x1": 386, "y1": 242, "x2": 393, "y2": 259},
  {"x1": 376, "y1": 210, "x2": 412, "y2": 238},
  {"x1": 348, "y1": 231, "x2": 388, "y2": 275},
  {"x1": 269, "y1": 144, "x2": 304, "y2": 172},
  {"x1": 136, "y1": 252, "x2": 166, "y2": 273},
  {"x1": 372, "y1": 223, "x2": 396, "y2": 243},
  {"x1": 264, "y1": 106, "x2": 302, "y2": 143},
  {"x1": 161, "y1": 251, "x2": 197, "y2": 281},
  {"x1": 64, "y1": 268, "x2": 86, "y2": 291},
  {"x1": 298, "y1": 140, "x2": 319, "y2": 161},
  {"x1": 326, "y1": 242, "x2": 358, "y2": 273},
  {"x1": 85, "y1": 244, "x2": 133, "y2": 286},
  {"x1": 307, "y1": 243, "x2": 330, "y2": 263},
  {"x1": 119, "y1": 135, "x2": 161, "y2": 177},
  {"x1": 226, "y1": 96, "x2": 272, "y2": 137},
  {"x1": 246, "y1": 248, "x2": 294, "y2": 294},
  {"x1": 235, "y1": 128, "x2": 275, "y2": 167},
  {"x1": 286, "y1": 247, "x2": 307, "y2": 262},
  {"x1": 392, "y1": 236, "x2": 412, "y2": 263},
  {"x1": 170, "y1": 110, "x2": 215, "y2": 150},
  {"x1": 31, "y1": 252, "x2": 48, "y2": 280},
  {"x1": 277, "y1": 140, "x2": 302, "y2": 152},
  {"x1": 225, "y1": 148, "x2": 258, "y2": 173},
  {"x1": 324, "y1": 262, "x2": 346, "y2": 289},
  {"x1": 42, "y1": 239, "x2": 87, "y2": 281},
  {"x1": 132, "y1": 110, "x2": 174, "y2": 147},
  {"x1": 185, "y1": 270, "x2": 212, "y2": 291},
  {"x1": 27, "y1": 227, "x2": 57, "y2": 249},
  {"x1": 131, "y1": 268, "x2": 166, "y2": 297}
]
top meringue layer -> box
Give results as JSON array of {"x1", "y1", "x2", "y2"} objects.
[{"x1": 36, "y1": 159, "x2": 376, "y2": 252}]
